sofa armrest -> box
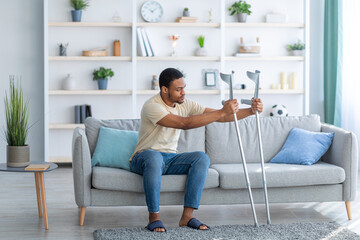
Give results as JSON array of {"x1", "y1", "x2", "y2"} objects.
[
  {"x1": 72, "y1": 127, "x2": 92, "y2": 207},
  {"x1": 321, "y1": 123, "x2": 358, "y2": 201}
]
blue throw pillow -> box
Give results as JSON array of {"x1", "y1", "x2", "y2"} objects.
[
  {"x1": 270, "y1": 127, "x2": 334, "y2": 165},
  {"x1": 91, "y1": 127, "x2": 139, "y2": 171}
]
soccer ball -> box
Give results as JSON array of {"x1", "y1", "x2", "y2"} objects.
[{"x1": 270, "y1": 104, "x2": 288, "y2": 117}]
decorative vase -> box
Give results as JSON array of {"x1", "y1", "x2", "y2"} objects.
[
  {"x1": 183, "y1": 10, "x2": 190, "y2": 17},
  {"x1": 62, "y1": 74, "x2": 76, "y2": 90},
  {"x1": 237, "y1": 13, "x2": 248, "y2": 22},
  {"x1": 7, "y1": 145, "x2": 30, "y2": 167},
  {"x1": 291, "y1": 50, "x2": 305, "y2": 56},
  {"x1": 113, "y1": 40, "x2": 121, "y2": 56},
  {"x1": 195, "y1": 47, "x2": 208, "y2": 56},
  {"x1": 71, "y1": 10, "x2": 82, "y2": 22},
  {"x1": 98, "y1": 78, "x2": 108, "y2": 90}
]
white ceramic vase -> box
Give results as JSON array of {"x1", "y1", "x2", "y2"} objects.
[{"x1": 62, "y1": 74, "x2": 76, "y2": 90}]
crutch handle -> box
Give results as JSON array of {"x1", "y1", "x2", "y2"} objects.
[
  {"x1": 221, "y1": 100, "x2": 226, "y2": 105},
  {"x1": 241, "y1": 99, "x2": 252, "y2": 105}
]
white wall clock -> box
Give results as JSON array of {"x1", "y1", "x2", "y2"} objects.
[{"x1": 141, "y1": 1, "x2": 163, "y2": 22}]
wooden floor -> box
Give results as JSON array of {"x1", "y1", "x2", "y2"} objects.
[{"x1": 0, "y1": 164, "x2": 359, "y2": 240}]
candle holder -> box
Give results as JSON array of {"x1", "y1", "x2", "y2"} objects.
[{"x1": 169, "y1": 34, "x2": 180, "y2": 56}]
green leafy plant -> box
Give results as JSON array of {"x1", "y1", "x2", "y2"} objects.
[
  {"x1": 287, "y1": 40, "x2": 305, "y2": 51},
  {"x1": 229, "y1": 1, "x2": 252, "y2": 15},
  {"x1": 184, "y1": 8, "x2": 189, "y2": 11},
  {"x1": 70, "y1": 0, "x2": 90, "y2": 10},
  {"x1": 197, "y1": 36, "x2": 205, "y2": 48},
  {"x1": 93, "y1": 67, "x2": 114, "y2": 81},
  {"x1": 4, "y1": 76, "x2": 29, "y2": 146}
]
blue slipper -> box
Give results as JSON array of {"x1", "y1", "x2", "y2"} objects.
[
  {"x1": 146, "y1": 220, "x2": 167, "y2": 232},
  {"x1": 187, "y1": 218, "x2": 210, "y2": 230}
]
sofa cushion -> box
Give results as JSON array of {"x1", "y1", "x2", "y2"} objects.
[
  {"x1": 211, "y1": 161, "x2": 345, "y2": 189},
  {"x1": 91, "y1": 127, "x2": 139, "y2": 170},
  {"x1": 270, "y1": 128, "x2": 335, "y2": 165},
  {"x1": 205, "y1": 115, "x2": 322, "y2": 164},
  {"x1": 92, "y1": 167, "x2": 219, "y2": 192}
]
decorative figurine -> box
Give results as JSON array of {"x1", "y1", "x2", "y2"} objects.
[
  {"x1": 208, "y1": 8, "x2": 213, "y2": 23},
  {"x1": 58, "y1": 43, "x2": 69, "y2": 56}
]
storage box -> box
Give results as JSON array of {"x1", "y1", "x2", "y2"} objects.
[{"x1": 239, "y1": 37, "x2": 260, "y2": 54}]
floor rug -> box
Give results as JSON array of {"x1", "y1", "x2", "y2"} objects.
[{"x1": 93, "y1": 221, "x2": 360, "y2": 240}]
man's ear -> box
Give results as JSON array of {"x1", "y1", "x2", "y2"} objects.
[{"x1": 161, "y1": 86, "x2": 168, "y2": 94}]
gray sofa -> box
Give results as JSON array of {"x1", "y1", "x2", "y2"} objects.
[{"x1": 72, "y1": 115, "x2": 358, "y2": 226}]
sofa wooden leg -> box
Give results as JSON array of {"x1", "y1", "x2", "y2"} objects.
[
  {"x1": 345, "y1": 201, "x2": 352, "y2": 220},
  {"x1": 80, "y1": 207, "x2": 86, "y2": 226}
]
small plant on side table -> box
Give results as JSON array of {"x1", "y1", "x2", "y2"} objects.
[
  {"x1": 70, "y1": 0, "x2": 90, "y2": 22},
  {"x1": 228, "y1": 1, "x2": 252, "y2": 23},
  {"x1": 93, "y1": 67, "x2": 114, "y2": 90}
]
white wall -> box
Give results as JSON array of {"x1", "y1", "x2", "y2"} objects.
[
  {"x1": 0, "y1": 0, "x2": 44, "y2": 163},
  {"x1": 0, "y1": 0, "x2": 324, "y2": 163}
]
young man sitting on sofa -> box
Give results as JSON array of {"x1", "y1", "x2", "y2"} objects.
[{"x1": 130, "y1": 68, "x2": 263, "y2": 232}]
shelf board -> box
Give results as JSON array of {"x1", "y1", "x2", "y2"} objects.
[
  {"x1": 48, "y1": 22, "x2": 132, "y2": 27},
  {"x1": 137, "y1": 89, "x2": 220, "y2": 95},
  {"x1": 49, "y1": 90, "x2": 132, "y2": 95},
  {"x1": 137, "y1": 56, "x2": 220, "y2": 61},
  {"x1": 229, "y1": 89, "x2": 305, "y2": 95},
  {"x1": 49, "y1": 157, "x2": 72, "y2": 163},
  {"x1": 225, "y1": 23, "x2": 305, "y2": 28},
  {"x1": 137, "y1": 22, "x2": 220, "y2": 28},
  {"x1": 49, "y1": 123, "x2": 84, "y2": 129},
  {"x1": 49, "y1": 56, "x2": 131, "y2": 61},
  {"x1": 225, "y1": 56, "x2": 304, "y2": 61}
]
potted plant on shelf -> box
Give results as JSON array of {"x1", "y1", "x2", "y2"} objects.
[
  {"x1": 70, "y1": 0, "x2": 90, "y2": 22},
  {"x1": 228, "y1": 1, "x2": 252, "y2": 23},
  {"x1": 93, "y1": 67, "x2": 114, "y2": 90},
  {"x1": 287, "y1": 40, "x2": 305, "y2": 56},
  {"x1": 4, "y1": 76, "x2": 30, "y2": 167},
  {"x1": 195, "y1": 35, "x2": 207, "y2": 56},
  {"x1": 183, "y1": 8, "x2": 190, "y2": 17}
]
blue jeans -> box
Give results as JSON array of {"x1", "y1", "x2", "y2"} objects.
[{"x1": 130, "y1": 150, "x2": 210, "y2": 213}]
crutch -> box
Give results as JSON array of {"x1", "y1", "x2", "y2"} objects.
[
  {"x1": 241, "y1": 70, "x2": 271, "y2": 224},
  {"x1": 220, "y1": 71, "x2": 259, "y2": 227}
]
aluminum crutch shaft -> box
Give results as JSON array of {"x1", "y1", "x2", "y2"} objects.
[
  {"x1": 233, "y1": 112, "x2": 259, "y2": 228},
  {"x1": 255, "y1": 111, "x2": 271, "y2": 224}
]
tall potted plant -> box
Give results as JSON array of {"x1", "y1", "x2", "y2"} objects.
[
  {"x1": 93, "y1": 67, "x2": 114, "y2": 90},
  {"x1": 70, "y1": 0, "x2": 90, "y2": 22},
  {"x1": 4, "y1": 76, "x2": 30, "y2": 167},
  {"x1": 228, "y1": 1, "x2": 252, "y2": 23}
]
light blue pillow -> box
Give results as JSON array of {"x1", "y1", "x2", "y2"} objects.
[
  {"x1": 91, "y1": 127, "x2": 139, "y2": 171},
  {"x1": 270, "y1": 127, "x2": 334, "y2": 165}
]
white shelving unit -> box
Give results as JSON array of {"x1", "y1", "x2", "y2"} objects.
[{"x1": 44, "y1": 0, "x2": 310, "y2": 163}]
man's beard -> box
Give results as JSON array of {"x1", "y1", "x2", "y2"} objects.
[{"x1": 168, "y1": 91, "x2": 184, "y2": 104}]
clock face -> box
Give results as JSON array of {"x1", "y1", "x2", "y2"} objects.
[{"x1": 141, "y1": 1, "x2": 163, "y2": 22}]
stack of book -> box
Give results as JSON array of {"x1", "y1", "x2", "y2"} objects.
[
  {"x1": 176, "y1": 17, "x2": 198, "y2": 23},
  {"x1": 75, "y1": 105, "x2": 92, "y2": 123},
  {"x1": 137, "y1": 28, "x2": 155, "y2": 57}
]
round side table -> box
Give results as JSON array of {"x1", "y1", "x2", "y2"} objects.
[{"x1": 0, "y1": 161, "x2": 58, "y2": 230}]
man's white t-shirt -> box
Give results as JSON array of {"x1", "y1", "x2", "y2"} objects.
[{"x1": 130, "y1": 93, "x2": 205, "y2": 161}]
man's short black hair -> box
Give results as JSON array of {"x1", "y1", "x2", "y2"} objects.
[{"x1": 159, "y1": 68, "x2": 183, "y2": 89}]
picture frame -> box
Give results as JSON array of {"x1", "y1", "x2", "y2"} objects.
[{"x1": 202, "y1": 69, "x2": 219, "y2": 89}]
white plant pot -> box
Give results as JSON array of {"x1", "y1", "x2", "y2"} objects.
[
  {"x1": 291, "y1": 50, "x2": 305, "y2": 56},
  {"x1": 237, "y1": 13, "x2": 248, "y2": 22},
  {"x1": 195, "y1": 47, "x2": 208, "y2": 56}
]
